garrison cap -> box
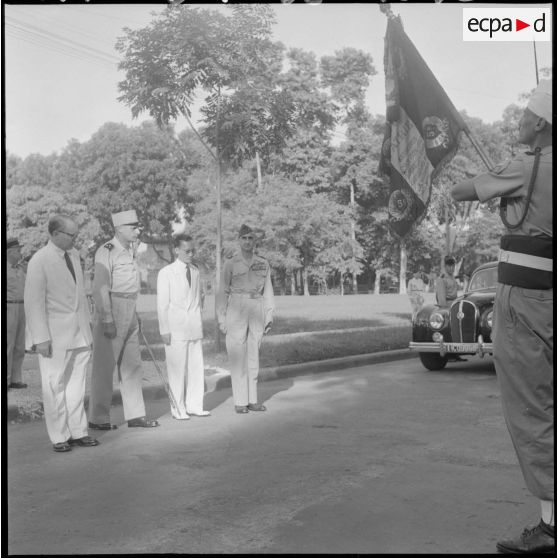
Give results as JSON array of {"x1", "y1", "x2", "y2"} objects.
[
  {"x1": 112, "y1": 210, "x2": 139, "y2": 227},
  {"x1": 444, "y1": 256, "x2": 456, "y2": 265},
  {"x1": 527, "y1": 79, "x2": 552, "y2": 124},
  {"x1": 238, "y1": 224, "x2": 254, "y2": 237},
  {"x1": 6, "y1": 237, "x2": 20, "y2": 249}
]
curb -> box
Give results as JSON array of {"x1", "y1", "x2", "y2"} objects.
[{"x1": 7, "y1": 349, "x2": 416, "y2": 423}]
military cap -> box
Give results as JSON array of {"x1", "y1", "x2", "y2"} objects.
[
  {"x1": 238, "y1": 224, "x2": 254, "y2": 237},
  {"x1": 527, "y1": 79, "x2": 552, "y2": 124},
  {"x1": 112, "y1": 210, "x2": 139, "y2": 227},
  {"x1": 6, "y1": 237, "x2": 20, "y2": 249},
  {"x1": 444, "y1": 256, "x2": 456, "y2": 265}
]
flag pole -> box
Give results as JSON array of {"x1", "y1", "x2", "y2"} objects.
[
  {"x1": 463, "y1": 127, "x2": 495, "y2": 172},
  {"x1": 533, "y1": 40, "x2": 540, "y2": 85}
]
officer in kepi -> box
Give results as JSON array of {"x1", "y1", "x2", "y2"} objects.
[
  {"x1": 217, "y1": 224, "x2": 274, "y2": 414},
  {"x1": 88, "y1": 210, "x2": 160, "y2": 430},
  {"x1": 452, "y1": 80, "x2": 553, "y2": 554}
]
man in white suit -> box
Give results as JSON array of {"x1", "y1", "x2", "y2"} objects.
[
  {"x1": 24, "y1": 215, "x2": 99, "y2": 452},
  {"x1": 157, "y1": 234, "x2": 209, "y2": 420}
]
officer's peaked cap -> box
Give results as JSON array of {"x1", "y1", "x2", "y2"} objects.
[
  {"x1": 238, "y1": 224, "x2": 254, "y2": 237},
  {"x1": 527, "y1": 79, "x2": 552, "y2": 124},
  {"x1": 112, "y1": 210, "x2": 139, "y2": 227},
  {"x1": 6, "y1": 237, "x2": 20, "y2": 249}
]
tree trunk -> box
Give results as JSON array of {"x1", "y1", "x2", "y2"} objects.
[
  {"x1": 340, "y1": 273, "x2": 344, "y2": 296},
  {"x1": 255, "y1": 151, "x2": 263, "y2": 191},
  {"x1": 291, "y1": 271, "x2": 296, "y2": 295},
  {"x1": 350, "y1": 180, "x2": 358, "y2": 294},
  {"x1": 215, "y1": 99, "x2": 223, "y2": 351},
  {"x1": 374, "y1": 268, "x2": 381, "y2": 295},
  {"x1": 399, "y1": 238, "x2": 407, "y2": 295},
  {"x1": 302, "y1": 267, "x2": 310, "y2": 296}
]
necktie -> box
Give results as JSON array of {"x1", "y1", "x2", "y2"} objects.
[
  {"x1": 64, "y1": 252, "x2": 76, "y2": 282},
  {"x1": 185, "y1": 265, "x2": 191, "y2": 287}
]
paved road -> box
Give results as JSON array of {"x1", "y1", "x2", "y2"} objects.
[{"x1": 8, "y1": 356, "x2": 535, "y2": 554}]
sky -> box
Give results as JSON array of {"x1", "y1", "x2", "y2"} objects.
[{"x1": 4, "y1": 2, "x2": 553, "y2": 159}]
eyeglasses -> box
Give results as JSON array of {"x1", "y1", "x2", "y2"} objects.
[
  {"x1": 57, "y1": 230, "x2": 78, "y2": 240},
  {"x1": 241, "y1": 236, "x2": 255, "y2": 240}
]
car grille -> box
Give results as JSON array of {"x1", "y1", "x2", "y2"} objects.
[{"x1": 449, "y1": 300, "x2": 477, "y2": 343}]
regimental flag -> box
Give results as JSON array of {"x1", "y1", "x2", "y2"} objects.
[{"x1": 379, "y1": 17, "x2": 467, "y2": 238}]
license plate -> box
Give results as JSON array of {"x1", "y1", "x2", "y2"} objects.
[{"x1": 446, "y1": 343, "x2": 478, "y2": 353}]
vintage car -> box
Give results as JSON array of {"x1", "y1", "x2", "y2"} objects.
[{"x1": 409, "y1": 261, "x2": 498, "y2": 370}]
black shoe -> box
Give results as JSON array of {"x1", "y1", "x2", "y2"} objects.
[
  {"x1": 68, "y1": 436, "x2": 100, "y2": 447},
  {"x1": 88, "y1": 422, "x2": 117, "y2": 431},
  {"x1": 53, "y1": 441, "x2": 72, "y2": 452},
  {"x1": 247, "y1": 403, "x2": 266, "y2": 412},
  {"x1": 235, "y1": 406, "x2": 249, "y2": 414},
  {"x1": 496, "y1": 520, "x2": 556, "y2": 554},
  {"x1": 128, "y1": 416, "x2": 160, "y2": 428},
  {"x1": 9, "y1": 382, "x2": 27, "y2": 389}
]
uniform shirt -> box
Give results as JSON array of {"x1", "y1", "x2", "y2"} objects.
[
  {"x1": 473, "y1": 147, "x2": 552, "y2": 237},
  {"x1": 407, "y1": 277, "x2": 425, "y2": 295},
  {"x1": 219, "y1": 253, "x2": 274, "y2": 325},
  {"x1": 93, "y1": 236, "x2": 140, "y2": 323},
  {"x1": 435, "y1": 273, "x2": 458, "y2": 307},
  {"x1": 7, "y1": 262, "x2": 26, "y2": 301}
]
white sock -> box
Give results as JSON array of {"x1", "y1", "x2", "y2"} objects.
[{"x1": 540, "y1": 500, "x2": 555, "y2": 526}]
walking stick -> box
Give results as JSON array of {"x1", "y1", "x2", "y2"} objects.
[{"x1": 138, "y1": 319, "x2": 181, "y2": 417}]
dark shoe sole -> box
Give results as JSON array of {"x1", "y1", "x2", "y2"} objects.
[
  {"x1": 69, "y1": 439, "x2": 100, "y2": 447},
  {"x1": 128, "y1": 419, "x2": 160, "y2": 427},
  {"x1": 53, "y1": 443, "x2": 72, "y2": 452},
  {"x1": 247, "y1": 405, "x2": 266, "y2": 412},
  {"x1": 88, "y1": 422, "x2": 117, "y2": 430}
]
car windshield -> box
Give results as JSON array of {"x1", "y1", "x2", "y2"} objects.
[{"x1": 467, "y1": 267, "x2": 498, "y2": 292}]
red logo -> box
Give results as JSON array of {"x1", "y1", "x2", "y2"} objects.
[{"x1": 516, "y1": 19, "x2": 530, "y2": 32}]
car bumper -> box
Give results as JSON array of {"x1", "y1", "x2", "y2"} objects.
[{"x1": 409, "y1": 340, "x2": 493, "y2": 357}]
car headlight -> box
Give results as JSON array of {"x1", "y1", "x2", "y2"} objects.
[
  {"x1": 429, "y1": 312, "x2": 446, "y2": 330},
  {"x1": 486, "y1": 310, "x2": 493, "y2": 329}
]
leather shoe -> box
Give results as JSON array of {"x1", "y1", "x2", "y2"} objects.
[
  {"x1": 69, "y1": 436, "x2": 99, "y2": 447},
  {"x1": 9, "y1": 382, "x2": 27, "y2": 389},
  {"x1": 247, "y1": 403, "x2": 266, "y2": 412},
  {"x1": 53, "y1": 441, "x2": 72, "y2": 452},
  {"x1": 497, "y1": 520, "x2": 556, "y2": 554},
  {"x1": 88, "y1": 422, "x2": 117, "y2": 430},
  {"x1": 235, "y1": 406, "x2": 249, "y2": 414},
  {"x1": 128, "y1": 416, "x2": 160, "y2": 428}
]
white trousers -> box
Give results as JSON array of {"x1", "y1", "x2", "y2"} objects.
[
  {"x1": 164, "y1": 338, "x2": 205, "y2": 418},
  {"x1": 38, "y1": 346, "x2": 91, "y2": 444}
]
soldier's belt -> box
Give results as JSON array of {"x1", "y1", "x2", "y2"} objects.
[
  {"x1": 110, "y1": 291, "x2": 138, "y2": 299},
  {"x1": 230, "y1": 292, "x2": 263, "y2": 299},
  {"x1": 6, "y1": 300, "x2": 24, "y2": 303},
  {"x1": 498, "y1": 249, "x2": 552, "y2": 272},
  {"x1": 498, "y1": 234, "x2": 553, "y2": 289}
]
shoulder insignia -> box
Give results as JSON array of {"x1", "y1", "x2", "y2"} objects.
[{"x1": 103, "y1": 242, "x2": 114, "y2": 251}]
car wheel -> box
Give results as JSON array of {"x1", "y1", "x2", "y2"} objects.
[{"x1": 419, "y1": 353, "x2": 449, "y2": 371}]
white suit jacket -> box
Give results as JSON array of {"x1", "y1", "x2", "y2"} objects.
[
  {"x1": 157, "y1": 260, "x2": 203, "y2": 341},
  {"x1": 24, "y1": 241, "x2": 92, "y2": 351}
]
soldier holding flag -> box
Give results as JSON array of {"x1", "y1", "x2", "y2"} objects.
[{"x1": 452, "y1": 80, "x2": 554, "y2": 554}]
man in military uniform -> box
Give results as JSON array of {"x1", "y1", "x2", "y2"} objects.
[
  {"x1": 217, "y1": 224, "x2": 274, "y2": 414},
  {"x1": 89, "y1": 210, "x2": 160, "y2": 430},
  {"x1": 435, "y1": 255, "x2": 459, "y2": 308},
  {"x1": 452, "y1": 80, "x2": 553, "y2": 554},
  {"x1": 6, "y1": 238, "x2": 27, "y2": 389},
  {"x1": 407, "y1": 268, "x2": 426, "y2": 319}
]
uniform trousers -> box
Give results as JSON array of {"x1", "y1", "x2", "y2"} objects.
[
  {"x1": 6, "y1": 303, "x2": 26, "y2": 384},
  {"x1": 164, "y1": 338, "x2": 205, "y2": 418},
  {"x1": 89, "y1": 296, "x2": 146, "y2": 423},
  {"x1": 408, "y1": 294, "x2": 424, "y2": 317},
  {"x1": 225, "y1": 295, "x2": 265, "y2": 406},
  {"x1": 493, "y1": 283, "x2": 554, "y2": 500},
  {"x1": 38, "y1": 346, "x2": 90, "y2": 444}
]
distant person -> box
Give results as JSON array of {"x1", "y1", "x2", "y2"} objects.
[
  {"x1": 407, "y1": 269, "x2": 426, "y2": 319},
  {"x1": 24, "y1": 215, "x2": 98, "y2": 452},
  {"x1": 157, "y1": 234, "x2": 210, "y2": 420},
  {"x1": 89, "y1": 209, "x2": 160, "y2": 431},
  {"x1": 217, "y1": 224, "x2": 274, "y2": 414},
  {"x1": 452, "y1": 80, "x2": 553, "y2": 554},
  {"x1": 6, "y1": 237, "x2": 27, "y2": 389},
  {"x1": 435, "y1": 256, "x2": 458, "y2": 308}
]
